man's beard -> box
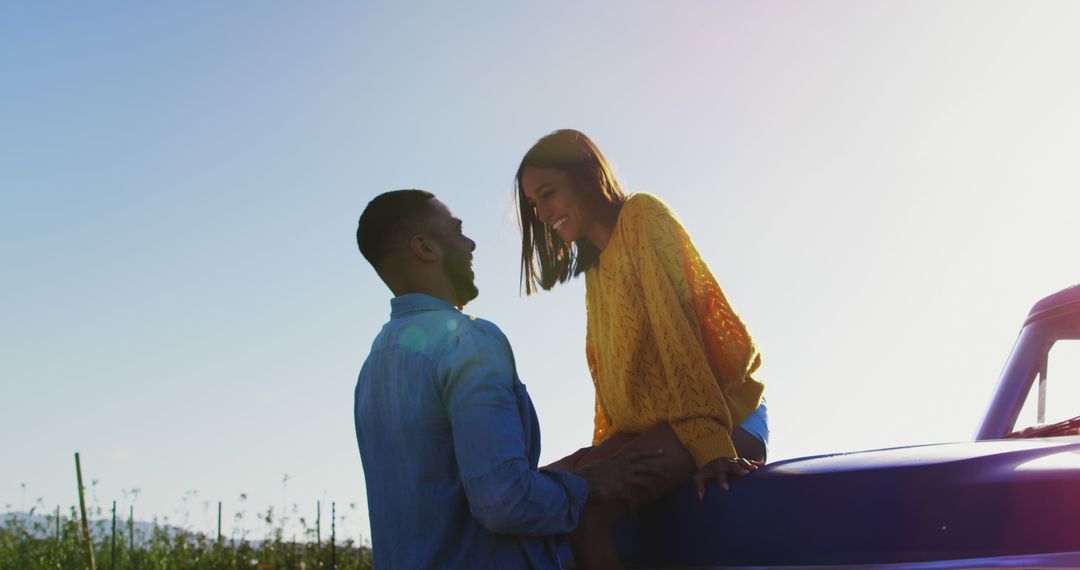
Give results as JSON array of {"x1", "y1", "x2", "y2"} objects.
[{"x1": 444, "y1": 254, "x2": 478, "y2": 308}]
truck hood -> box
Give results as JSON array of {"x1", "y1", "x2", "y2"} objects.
[
  {"x1": 766, "y1": 436, "x2": 1080, "y2": 476},
  {"x1": 609, "y1": 437, "x2": 1080, "y2": 567}
]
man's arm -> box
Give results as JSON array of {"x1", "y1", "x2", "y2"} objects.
[{"x1": 439, "y1": 326, "x2": 587, "y2": 536}]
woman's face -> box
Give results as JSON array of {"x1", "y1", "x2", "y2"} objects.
[{"x1": 521, "y1": 166, "x2": 595, "y2": 243}]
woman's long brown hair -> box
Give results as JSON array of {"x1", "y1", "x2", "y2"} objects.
[{"x1": 515, "y1": 129, "x2": 627, "y2": 295}]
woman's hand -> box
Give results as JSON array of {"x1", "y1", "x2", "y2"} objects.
[{"x1": 693, "y1": 456, "x2": 763, "y2": 500}]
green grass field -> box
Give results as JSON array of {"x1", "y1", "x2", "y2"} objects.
[{"x1": 1, "y1": 506, "x2": 373, "y2": 570}]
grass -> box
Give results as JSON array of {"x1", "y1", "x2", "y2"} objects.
[{"x1": 1, "y1": 502, "x2": 373, "y2": 570}]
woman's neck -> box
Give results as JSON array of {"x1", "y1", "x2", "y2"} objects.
[{"x1": 585, "y1": 199, "x2": 624, "y2": 251}]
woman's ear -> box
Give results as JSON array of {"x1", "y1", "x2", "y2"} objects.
[{"x1": 409, "y1": 233, "x2": 440, "y2": 263}]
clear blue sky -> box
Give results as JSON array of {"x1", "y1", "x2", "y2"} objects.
[{"x1": 3, "y1": 1, "x2": 1079, "y2": 543}]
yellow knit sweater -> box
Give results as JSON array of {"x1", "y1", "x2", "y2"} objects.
[{"x1": 584, "y1": 193, "x2": 765, "y2": 468}]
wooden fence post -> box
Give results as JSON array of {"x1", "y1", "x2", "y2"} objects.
[
  {"x1": 74, "y1": 452, "x2": 97, "y2": 570},
  {"x1": 110, "y1": 501, "x2": 116, "y2": 570}
]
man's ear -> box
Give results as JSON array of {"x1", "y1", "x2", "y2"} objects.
[{"x1": 408, "y1": 233, "x2": 440, "y2": 263}]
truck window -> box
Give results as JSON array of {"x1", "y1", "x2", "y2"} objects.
[{"x1": 1014, "y1": 340, "x2": 1080, "y2": 434}]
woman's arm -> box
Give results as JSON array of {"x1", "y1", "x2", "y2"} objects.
[
  {"x1": 626, "y1": 195, "x2": 762, "y2": 468},
  {"x1": 586, "y1": 336, "x2": 613, "y2": 446}
]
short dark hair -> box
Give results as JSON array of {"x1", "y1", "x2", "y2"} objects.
[
  {"x1": 515, "y1": 129, "x2": 627, "y2": 295},
  {"x1": 356, "y1": 189, "x2": 438, "y2": 267}
]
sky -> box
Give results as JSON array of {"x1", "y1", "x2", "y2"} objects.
[{"x1": 2, "y1": 0, "x2": 1079, "y2": 544}]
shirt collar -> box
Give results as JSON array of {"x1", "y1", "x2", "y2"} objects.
[{"x1": 390, "y1": 293, "x2": 459, "y2": 318}]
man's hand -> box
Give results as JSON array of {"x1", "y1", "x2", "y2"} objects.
[
  {"x1": 692, "y1": 457, "x2": 762, "y2": 500},
  {"x1": 576, "y1": 448, "x2": 669, "y2": 505},
  {"x1": 543, "y1": 446, "x2": 593, "y2": 472}
]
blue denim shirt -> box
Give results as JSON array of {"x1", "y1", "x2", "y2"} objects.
[{"x1": 355, "y1": 293, "x2": 588, "y2": 569}]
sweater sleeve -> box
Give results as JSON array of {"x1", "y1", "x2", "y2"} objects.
[
  {"x1": 585, "y1": 335, "x2": 612, "y2": 446},
  {"x1": 627, "y1": 195, "x2": 756, "y2": 467}
]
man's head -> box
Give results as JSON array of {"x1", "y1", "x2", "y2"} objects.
[{"x1": 357, "y1": 190, "x2": 478, "y2": 308}]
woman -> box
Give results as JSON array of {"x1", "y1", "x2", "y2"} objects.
[{"x1": 515, "y1": 129, "x2": 769, "y2": 569}]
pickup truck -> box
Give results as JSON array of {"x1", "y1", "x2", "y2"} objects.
[{"x1": 567, "y1": 283, "x2": 1080, "y2": 569}]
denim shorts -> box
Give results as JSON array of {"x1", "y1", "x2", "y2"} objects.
[{"x1": 735, "y1": 396, "x2": 769, "y2": 456}]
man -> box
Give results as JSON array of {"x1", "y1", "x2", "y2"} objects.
[{"x1": 354, "y1": 190, "x2": 666, "y2": 569}]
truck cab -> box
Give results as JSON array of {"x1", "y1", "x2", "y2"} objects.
[{"x1": 980, "y1": 283, "x2": 1080, "y2": 441}]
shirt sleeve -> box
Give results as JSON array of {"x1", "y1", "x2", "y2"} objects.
[
  {"x1": 438, "y1": 326, "x2": 588, "y2": 536},
  {"x1": 628, "y1": 196, "x2": 758, "y2": 468}
]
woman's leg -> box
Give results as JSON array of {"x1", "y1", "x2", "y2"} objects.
[
  {"x1": 569, "y1": 424, "x2": 696, "y2": 569},
  {"x1": 732, "y1": 426, "x2": 766, "y2": 462},
  {"x1": 568, "y1": 425, "x2": 766, "y2": 569}
]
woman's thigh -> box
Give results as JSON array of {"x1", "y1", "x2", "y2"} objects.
[
  {"x1": 575, "y1": 423, "x2": 766, "y2": 501},
  {"x1": 732, "y1": 426, "x2": 766, "y2": 462},
  {"x1": 570, "y1": 432, "x2": 635, "y2": 469},
  {"x1": 577, "y1": 424, "x2": 697, "y2": 505}
]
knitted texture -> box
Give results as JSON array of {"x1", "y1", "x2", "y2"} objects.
[{"x1": 585, "y1": 194, "x2": 765, "y2": 468}]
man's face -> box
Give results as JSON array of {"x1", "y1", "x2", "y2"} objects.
[{"x1": 428, "y1": 200, "x2": 478, "y2": 307}]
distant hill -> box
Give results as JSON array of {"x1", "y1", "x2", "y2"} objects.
[
  {"x1": 1, "y1": 512, "x2": 341, "y2": 548},
  {"x1": 3, "y1": 511, "x2": 197, "y2": 544}
]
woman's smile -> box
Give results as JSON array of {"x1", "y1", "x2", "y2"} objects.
[{"x1": 521, "y1": 166, "x2": 590, "y2": 242}]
